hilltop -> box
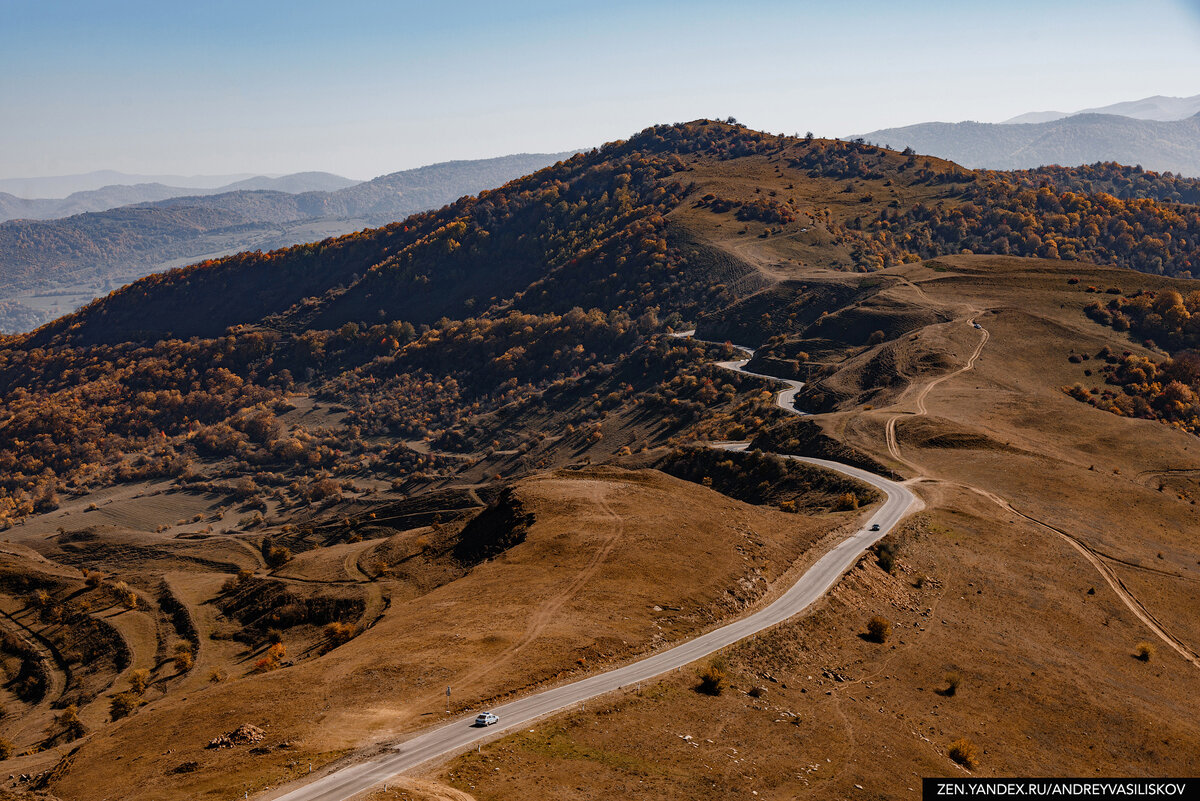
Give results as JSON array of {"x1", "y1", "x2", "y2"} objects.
[{"x1": 0, "y1": 121, "x2": 1198, "y2": 800}]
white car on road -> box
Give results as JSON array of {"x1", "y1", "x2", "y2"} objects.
[{"x1": 474, "y1": 712, "x2": 499, "y2": 727}]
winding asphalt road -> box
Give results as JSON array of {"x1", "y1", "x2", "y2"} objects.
[{"x1": 269, "y1": 335, "x2": 918, "y2": 801}]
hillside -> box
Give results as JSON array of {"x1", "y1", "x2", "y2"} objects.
[
  {"x1": 0, "y1": 121, "x2": 1199, "y2": 800},
  {"x1": 0, "y1": 153, "x2": 573, "y2": 334},
  {"x1": 859, "y1": 112, "x2": 1200, "y2": 176}
]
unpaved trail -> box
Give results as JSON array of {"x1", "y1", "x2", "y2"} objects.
[
  {"x1": 453, "y1": 490, "x2": 626, "y2": 689},
  {"x1": 344, "y1": 543, "x2": 373, "y2": 582},
  {"x1": 883, "y1": 314, "x2": 989, "y2": 468},
  {"x1": 923, "y1": 478, "x2": 1200, "y2": 670},
  {"x1": 913, "y1": 318, "x2": 989, "y2": 417},
  {"x1": 875, "y1": 319, "x2": 1200, "y2": 671}
]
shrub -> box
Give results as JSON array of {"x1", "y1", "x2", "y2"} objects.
[
  {"x1": 252, "y1": 657, "x2": 279, "y2": 673},
  {"x1": 835, "y1": 492, "x2": 859, "y2": 511},
  {"x1": 866, "y1": 616, "x2": 891, "y2": 643},
  {"x1": 263, "y1": 543, "x2": 292, "y2": 569},
  {"x1": 173, "y1": 643, "x2": 194, "y2": 672},
  {"x1": 948, "y1": 737, "x2": 979, "y2": 769},
  {"x1": 208, "y1": 668, "x2": 226, "y2": 683},
  {"x1": 111, "y1": 581, "x2": 138, "y2": 610},
  {"x1": 110, "y1": 692, "x2": 141, "y2": 720},
  {"x1": 0, "y1": 737, "x2": 12, "y2": 760},
  {"x1": 696, "y1": 657, "x2": 728, "y2": 696},
  {"x1": 56, "y1": 704, "x2": 85, "y2": 740},
  {"x1": 128, "y1": 668, "x2": 150, "y2": 695},
  {"x1": 1135, "y1": 642, "x2": 1155, "y2": 662},
  {"x1": 944, "y1": 672, "x2": 962, "y2": 696},
  {"x1": 252, "y1": 642, "x2": 287, "y2": 673},
  {"x1": 876, "y1": 542, "x2": 896, "y2": 573},
  {"x1": 324, "y1": 621, "x2": 357, "y2": 647}
]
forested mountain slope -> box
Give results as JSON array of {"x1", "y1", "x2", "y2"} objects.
[{"x1": 0, "y1": 153, "x2": 573, "y2": 333}]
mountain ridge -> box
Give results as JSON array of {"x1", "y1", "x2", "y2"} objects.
[
  {"x1": 1002, "y1": 92, "x2": 1200, "y2": 124},
  {"x1": 28, "y1": 120, "x2": 1200, "y2": 349},
  {"x1": 0, "y1": 170, "x2": 268, "y2": 198},
  {"x1": 0, "y1": 172, "x2": 360, "y2": 223},
  {"x1": 858, "y1": 112, "x2": 1200, "y2": 176},
  {"x1": 0, "y1": 152, "x2": 577, "y2": 332}
]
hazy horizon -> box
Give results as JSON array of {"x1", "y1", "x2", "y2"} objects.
[{"x1": 4, "y1": 0, "x2": 1200, "y2": 180}]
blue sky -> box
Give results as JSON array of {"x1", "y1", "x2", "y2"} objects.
[{"x1": 2, "y1": 0, "x2": 1200, "y2": 179}]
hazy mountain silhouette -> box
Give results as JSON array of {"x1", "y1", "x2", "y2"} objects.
[
  {"x1": 1002, "y1": 93, "x2": 1200, "y2": 124},
  {"x1": 0, "y1": 172, "x2": 360, "y2": 223},
  {"x1": 859, "y1": 112, "x2": 1200, "y2": 176}
]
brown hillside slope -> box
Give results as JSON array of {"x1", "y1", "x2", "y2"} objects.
[
  {"x1": 430, "y1": 254, "x2": 1200, "y2": 799},
  {"x1": 11, "y1": 468, "x2": 854, "y2": 801}
]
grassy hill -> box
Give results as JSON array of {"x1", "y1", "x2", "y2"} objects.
[{"x1": 1, "y1": 121, "x2": 1199, "y2": 799}]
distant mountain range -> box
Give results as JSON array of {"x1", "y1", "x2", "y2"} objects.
[
  {"x1": 0, "y1": 170, "x2": 299, "y2": 198},
  {"x1": 1002, "y1": 93, "x2": 1200, "y2": 124},
  {"x1": 0, "y1": 172, "x2": 360, "y2": 223},
  {"x1": 858, "y1": 112, "x2": 1200, "y2": 177},
  {"x1": 0, "y1": 152, "x2": 576, "y2": 333}
]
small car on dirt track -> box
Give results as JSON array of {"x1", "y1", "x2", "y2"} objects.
[{"x1": 474, "y1": 712, "x2": 499, "y2": 727}]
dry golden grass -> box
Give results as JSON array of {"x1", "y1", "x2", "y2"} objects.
[{"x1": 3, "y1": 467, "x2": 845, "y2": 801}]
